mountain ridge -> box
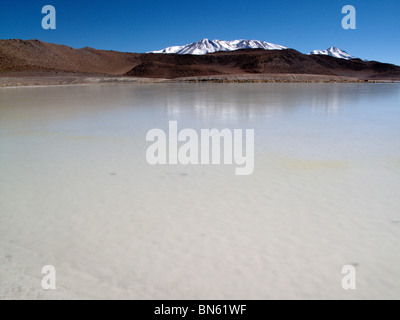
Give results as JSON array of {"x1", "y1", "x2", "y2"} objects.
[
  {"x1": 150, "y1": 38, "x2": 287, "y2": 55},
  {"x1": 150, "y1": 39, "x2": 358, "y2": 61},
  {"x1": 1, "y1": 39, "x2": 399, "y2": 82}
]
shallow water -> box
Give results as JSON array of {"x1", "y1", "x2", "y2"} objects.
[{"x1": 0, "y1": 83, "x2": 399, "y2": 299}]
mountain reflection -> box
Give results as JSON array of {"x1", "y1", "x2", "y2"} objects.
[{"x1": 162, "y1": 83, "x2": 400, "y2": 119}]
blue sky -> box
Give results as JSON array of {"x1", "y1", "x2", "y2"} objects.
[{"x1": 1, "y1": 0, "x2": 399, "y2": 65}]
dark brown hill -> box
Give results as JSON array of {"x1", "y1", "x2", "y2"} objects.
[
  {"x1": 0, "y1": 39, "x2": 139, "y2": 74},
  {"x1": 125, "y1": 49, "x2": 400, "y2": 80}
]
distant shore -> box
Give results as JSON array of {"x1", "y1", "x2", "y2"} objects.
[
  {"x1": 0, "y1": 72, "x2": 161, "y2": 88},
  {"x1": 1, "y1": 72, "x2": 399, "y2": 88}
]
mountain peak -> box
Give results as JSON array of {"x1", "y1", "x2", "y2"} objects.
[
  {"x1": 149, "y1": 39, "x2": 287, "y2": 55},
  {"x1": 309, "y1": 47, "x2": 355, "y2": 60}
]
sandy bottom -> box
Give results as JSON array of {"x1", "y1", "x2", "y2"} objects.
[{"x1": 0, "y1": 83, "x2": 399, "y2": 299}]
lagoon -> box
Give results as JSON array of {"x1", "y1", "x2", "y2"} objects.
[{"x1": 0, "y1": 83, "x2": 399, "y2": 299}]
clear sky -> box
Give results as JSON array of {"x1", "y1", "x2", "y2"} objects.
[{"x1": 1, "y1": 0, "x2": 399, "y2": 65}]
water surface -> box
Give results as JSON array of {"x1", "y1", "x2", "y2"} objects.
[{"x1": 0, "y1": 83, "x2": 399, "y2": 299}]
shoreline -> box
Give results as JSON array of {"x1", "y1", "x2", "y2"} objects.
[{"x1": 1, "y1": 73, "x2": 399, "y2": 88}]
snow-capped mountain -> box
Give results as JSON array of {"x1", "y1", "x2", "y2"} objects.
[
  {"x1": 150, "y1": 39, "x2": 357, "y2": 61},
  {"x1": 150, "y1": 38, "x2": 287, "y2": 55},
  {"x1": 308, "y1": 47, "x2": 355, "y2": 60}
]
